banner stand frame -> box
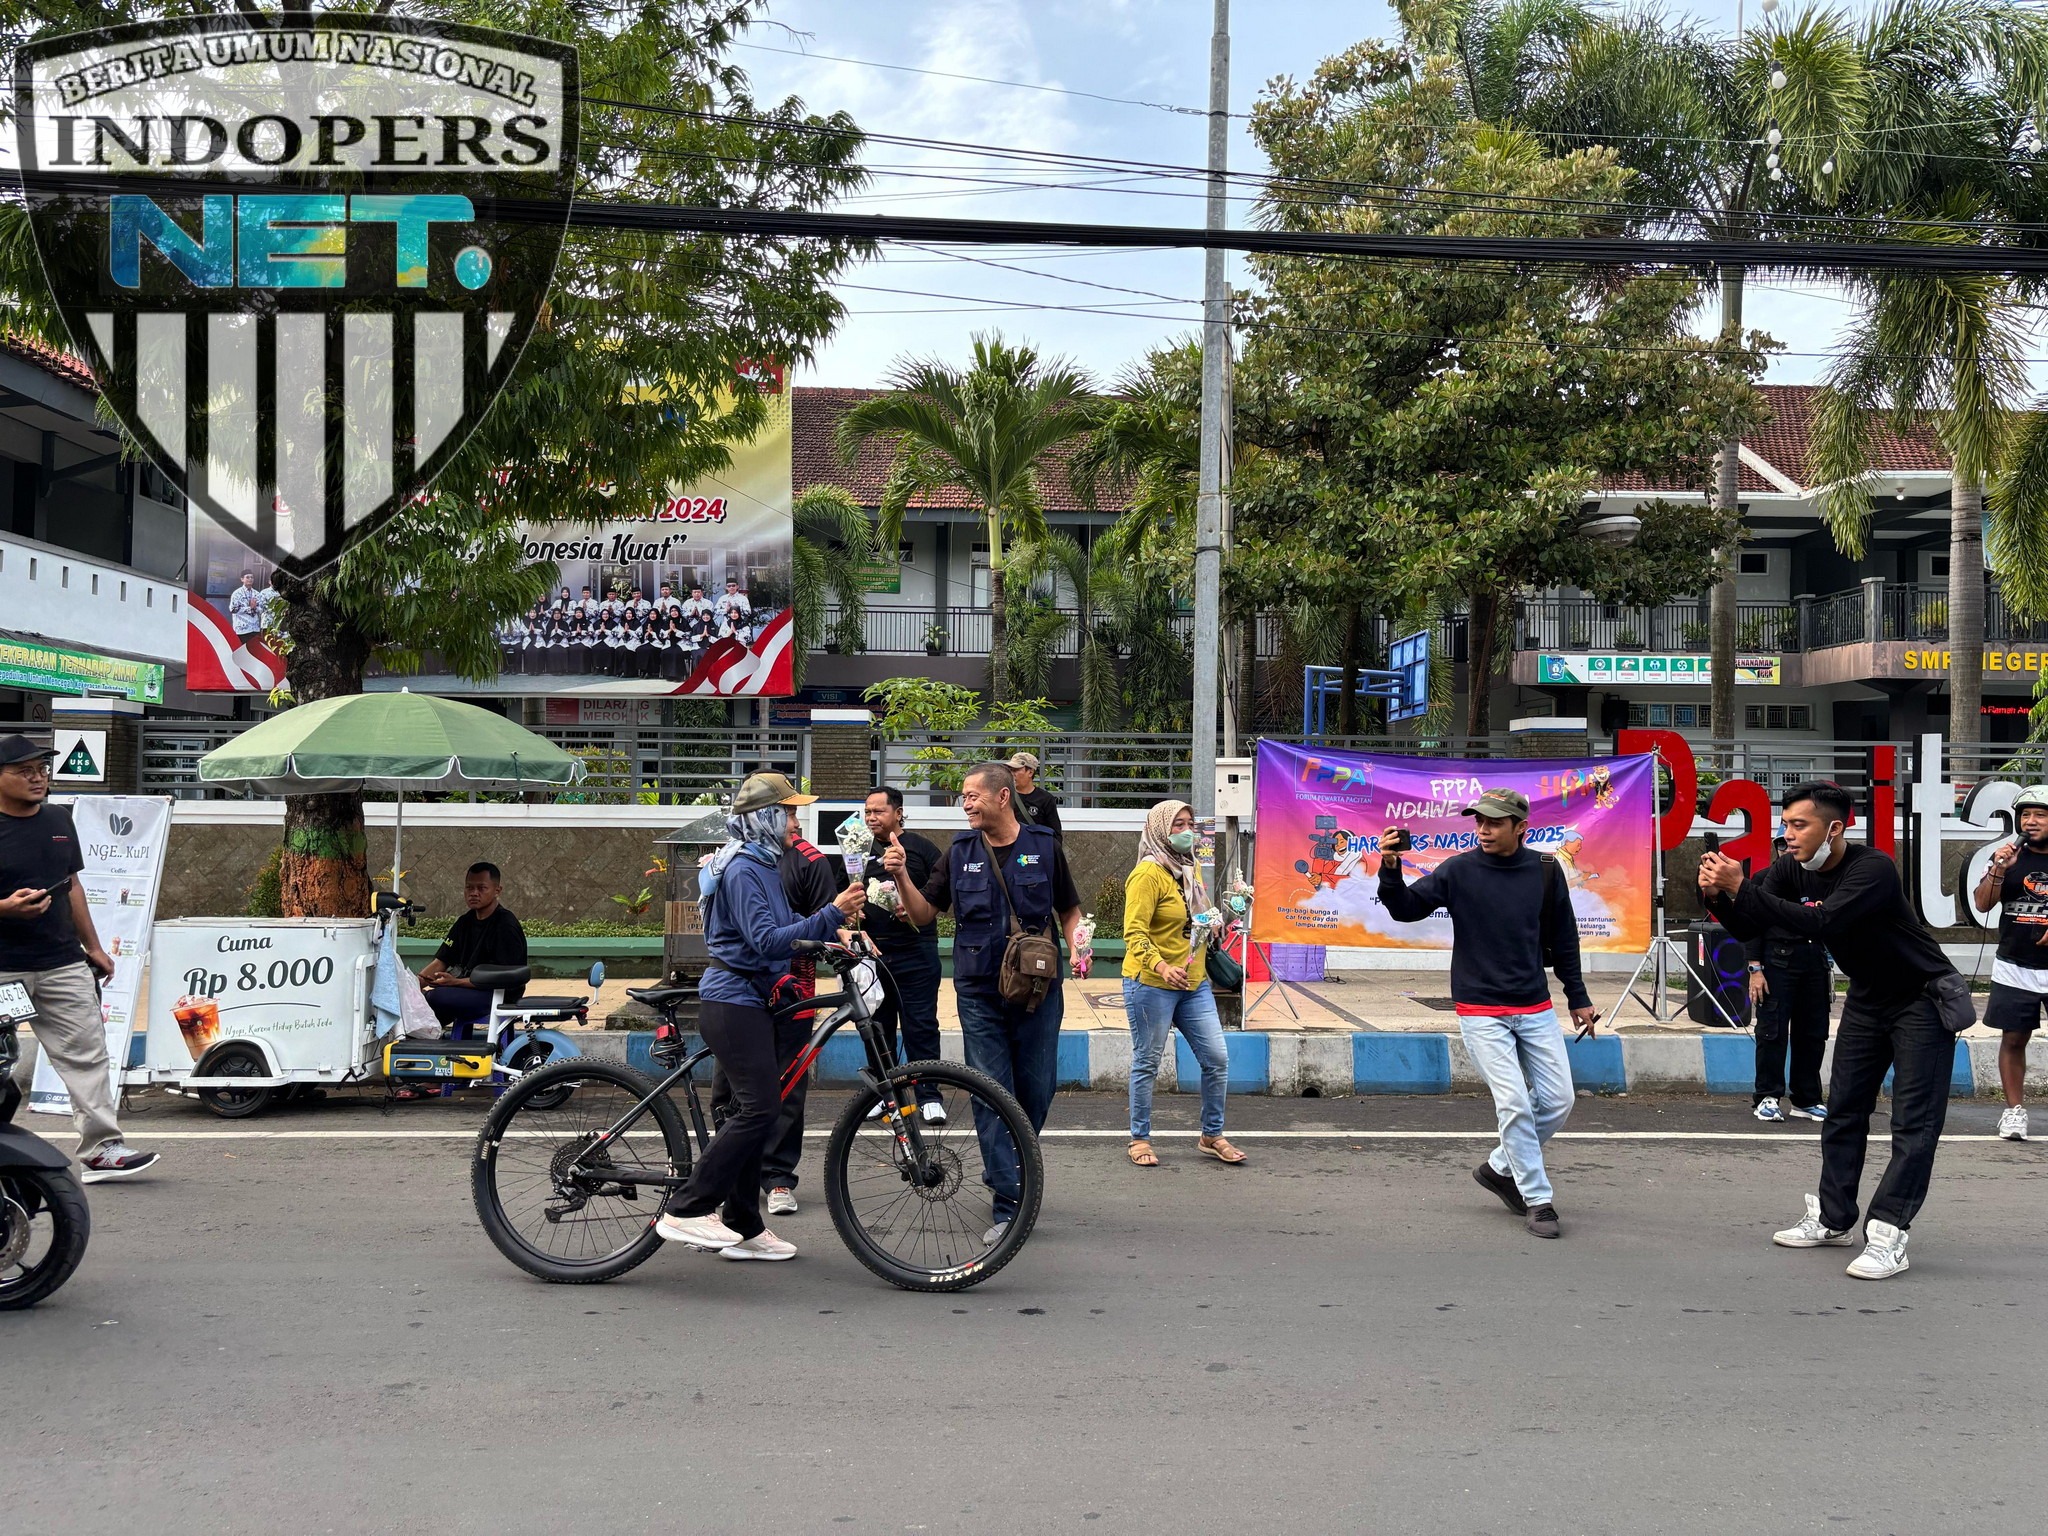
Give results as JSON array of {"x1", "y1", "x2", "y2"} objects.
[
  {"x1": 1600, "y1": 745, "x2": 1744, "y2": 1033},
  {"x1": 1242, "y1": 935, "x2": 1301, "y2": 1024}
]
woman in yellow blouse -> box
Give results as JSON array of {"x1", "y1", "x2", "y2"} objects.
[{"x1": 1123, "y1": 800, "x2": 1244, "y2": 1167}]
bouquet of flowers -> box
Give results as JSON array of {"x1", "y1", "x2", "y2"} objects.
[
  {"x1": 867, "y1": 876, "x2": 903, "y2": 914},
  {"x1": 1072, "y1": 913, "x2": 1097, "y2": 978},
  {"x1": 834, "y1": 811, "x2": 874, "y2": 882}
]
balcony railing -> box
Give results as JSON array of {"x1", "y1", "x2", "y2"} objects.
[
  {"x1": 1514, "y1": 599, "x2": 1800, "y2": 653},
  {"x1": 819, "y1": 606, "x2": 1305, "y2": 659}
]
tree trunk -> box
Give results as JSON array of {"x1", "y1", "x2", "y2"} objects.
[
  {"x1": 1951, "y1": 475, "x2": 1985, "y2": 746},
  {"x1": 1708, "y1": 263, "x2": 1745, "y2": 764},
  {"x1": 986, "y1": 511, "x2": 1007, "y2": 704},
  {"x1": 1466, "y1": 587, "x2": 1501, "y2": 738},
  {"x1": 1336, "y1": 604, "x2": 1362, "y2": 736},
  {"x1": 272, "y1": 570, "x2": 373, "y2": 918}
]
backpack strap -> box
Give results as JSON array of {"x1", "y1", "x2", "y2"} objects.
[{"x1": 979, "y1": 833, "x2": 1027, "y2": 938}]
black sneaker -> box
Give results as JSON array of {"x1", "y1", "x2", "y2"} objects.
[
  {"x1": 1525, "y1": 1203, "x2": 1561, "y2": 1239},
  {"x1": 1473, "y1": 1161, "x2": 1527, "y2": 1215}
]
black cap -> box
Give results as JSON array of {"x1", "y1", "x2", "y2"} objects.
[{"x1": 0, "y1": 733, "x2": 57, "y2": 767}]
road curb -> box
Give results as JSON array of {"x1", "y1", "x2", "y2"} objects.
[{"x1": 569, "y1": 1028, "x2": 2009, "y2": 1098}]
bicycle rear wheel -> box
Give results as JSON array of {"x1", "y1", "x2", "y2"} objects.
[
  {"x1": 824, "y1": 1061, "x2": 1043, "y2": 1292},
  {"x1": 473, "y1": 1059, "x2": 690, "y2": 1284}
]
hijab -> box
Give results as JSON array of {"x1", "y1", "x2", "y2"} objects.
[
  {"x1": 1139, "y1": 799, "x2": 1212, "y2": 922},
  {"x1": 698, "y1": 805, "x2": 789, "y2": 899}
]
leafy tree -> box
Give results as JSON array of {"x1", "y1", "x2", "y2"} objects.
[
  {"x1": 789, "y1": 484, "x2": 875, "y2": 689},
  {"x1": 0, "y1": 0, "x2": 867, "y2": 912},
  {"x1": 834, "y1": 333, "x2": 1098, "y2": 703},
  {"x1": 1005, "y1": 530, "x2": 1192, "y2": 732},
  {"x1": 1233, "y1": 41, "x2": 1766, "y2": 735}
]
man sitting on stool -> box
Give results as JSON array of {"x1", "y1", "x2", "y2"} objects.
[{"x1": 417, "y1": 862, "x2": 528, "y2": 1039}]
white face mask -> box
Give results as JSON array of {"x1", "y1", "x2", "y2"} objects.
[{"x1": 1797, "y1": 822, "x2": 1844, "y2": 871}]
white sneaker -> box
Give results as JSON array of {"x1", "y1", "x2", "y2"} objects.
[
  {"x1": 1753, "y1": 1097, "x2": 1785, "y2": 1123},
  {"x1": 1789, "y1": 1103, "x2": 1827, "y2": 1121},
  {"x1": 721, "y1": 1229, "x2": 797, "y2": 1261},
  {"x1": 766, "y1": 1186, "x2": 798, "y2": 1216},
  {"x1": 982, "y1": 1221, "x2": 1009, "y2": 1246},
  {"x1": 1999, "y1": 1104, "x2": 2029, "y2": 1142},
  {"x1": 79, "y1": 1144, "x2": 160, "y2": 1184},
  {"x1": 920, "y1": 1100, "x2": 948, "y2": 1125},
  {"x1": 1772, "y1": 1193, "x2": 1856, "y2": 1248},
  {"x1": 1846, "y1": 1220, "x2": 1910, "y2": 1280},
  {"x1": 655, "y1": 1213, "x2": 742, "y2": 1250}
]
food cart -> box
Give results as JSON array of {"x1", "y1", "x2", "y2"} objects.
[{"x1": 125, "y1": 691, "x2": 596, "y2": 1117}]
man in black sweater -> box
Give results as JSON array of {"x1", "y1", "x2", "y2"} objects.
[
  {"x1": 1380, "y1": 787, "x2": 1599, "y2": 1239},
  {"x1": 1700, "y1": 780, "x2": 1955, "y2": 1282}
]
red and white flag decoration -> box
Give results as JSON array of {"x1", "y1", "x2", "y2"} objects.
[
  {"x1": 678, "y1": 606, "x2": 794, "y2": 696},
  {"x1": 186, "y1": 597, "x2": 286, "y2": 694}
]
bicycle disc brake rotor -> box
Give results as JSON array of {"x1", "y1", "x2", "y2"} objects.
[
  {"x1": 0, "y1": 1193, "x2": 31, "y2": 1269},
  {"x1": 904, "y1": 1144, "x2": 965, "y2": 1202}
]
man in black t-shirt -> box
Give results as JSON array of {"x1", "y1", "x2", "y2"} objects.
[
  {"x1": 0, "y1": 734, "x2": 158, "y2": 1182},
  {"x1": 1702, "y1": 781, "x2": 1958, "y2": 1281},
  {"x1": 1971, "y1": 785, "x2": 2048, "y2": 1143},
  {"x1": 1006, "y1": 753, "x2": 1064, "y2": 838},
  {"x1": 418, "y1": 862, "x2": 528, "y2": 1039},
  {"x1": 861, "y1": 786, "x2": 946, "y2": 1118}
]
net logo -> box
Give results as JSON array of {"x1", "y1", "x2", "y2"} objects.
[
  {"x1": 15, "y1": 14, "x2": 579, "y2": 577},
  {"x1": 1299, "y1": 757, "x2": 1373, "y2": 796}
]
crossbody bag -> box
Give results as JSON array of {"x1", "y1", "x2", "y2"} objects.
[{"x1": 981, "y1": 834, "x2": 1062, "y2": 1010}]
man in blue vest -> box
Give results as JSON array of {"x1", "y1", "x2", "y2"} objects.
[{"x1": 888, "y1": 761, "x2": 1085, "y2": 1241}]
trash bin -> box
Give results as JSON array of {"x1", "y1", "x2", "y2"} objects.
[{"x1": 1685, "y1": 920, "x2": 1752, "y2": 1028}]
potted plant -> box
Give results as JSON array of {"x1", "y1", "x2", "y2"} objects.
[
  {"x1": 1613, "y1": 627, "x2": 1644, "y2": 650},
  {"x1": 1915, "y1": 597, "x2": 1949, "y2": 641},
  {"x1": 1567, "y1": 625, "x2": 1591, "y2": 649},
  {"x1": 923, "y1": 621, "x2": 948, "y2": 656},
  {"x1": 1681, "y1": 621, "x2": 1711, "y2": 650}
]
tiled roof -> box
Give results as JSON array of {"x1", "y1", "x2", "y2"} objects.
[
  {"x1": 794, "y1": 382, "x2": 1955, "y2": 508},
  {"x1": 0, "y1": 331, "x2": 96, "y2": 391},
  {"x1": 792, "y1": 384, "x2": 1114, "y2": 514}
]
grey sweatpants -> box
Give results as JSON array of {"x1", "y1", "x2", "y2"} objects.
[{"x1": 4, "y1": 962, "x2": 122, "y2": 1157}]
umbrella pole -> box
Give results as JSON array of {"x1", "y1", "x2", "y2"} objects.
[{"x1": 394, "y1": 791, "x2": 404, "y2": 900}]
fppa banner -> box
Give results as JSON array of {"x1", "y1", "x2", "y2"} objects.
[{"x1": 1250, "y1": 742, "x2": 1655, "y2": 953}]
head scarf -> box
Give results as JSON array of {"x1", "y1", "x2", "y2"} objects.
[
  {"x1": 1140, "y1": 799, "x2": 1213, "y2": 922},
  {"x1": 698, "y1": 805, "x2": 789, "y2": 899}
]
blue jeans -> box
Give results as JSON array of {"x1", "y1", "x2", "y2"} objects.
[
  {"x1": 1124, "y1": 978, "x2": 1227, "y2": 1139},
  {"x1": 954, "y1": 982, "x2": 1063, "y2": 1224},
  {"x1": 1457, "y1": 1008, "x2": 1574, "y2": 1207}
]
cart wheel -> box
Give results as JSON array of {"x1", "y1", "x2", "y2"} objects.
[
  {"x1": 196, "y1": 1045, "x2": 278, "y2": 1120},
  {"x1": 509, "y1": 1043, "x2": 572, "y2": 1111}
]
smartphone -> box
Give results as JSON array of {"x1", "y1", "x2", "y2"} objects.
[
  {"x1": 1382, "y1": 828, "x2": 1413, "y2": 854},
  {"x1": 35, "y1": 876, "x2": 72, "y2": 901},
  {"x1": 1702, "y1": 832, "x2": 1720, "y2": 854}
]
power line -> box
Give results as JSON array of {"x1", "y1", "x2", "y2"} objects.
[{"x1": 731, "y1": 40, "x2": 1219, "y2": 118}]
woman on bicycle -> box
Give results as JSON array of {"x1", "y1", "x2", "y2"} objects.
[{"x1": 657, "y1": 773, "x2": 865, "y2": 1259}]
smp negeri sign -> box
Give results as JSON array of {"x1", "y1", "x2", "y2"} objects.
[{"x1": 14, "y1": 15, "x2": 578, "y2": 576}]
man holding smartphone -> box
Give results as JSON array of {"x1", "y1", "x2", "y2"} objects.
[
  {"x1": 1378, "y1": 788, "x2": 1598, "y2": 1239},
  {"x1": 0, "y1": 733, "x2": 158, "y2": 1182},
  {"x1": 1970, "y1": 785, "x2": 2048, "y2": 1142}
]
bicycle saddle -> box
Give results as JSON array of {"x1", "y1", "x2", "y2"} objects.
[{"x1": 626, "y1": 985, "x2": 695, "y2": 1009}]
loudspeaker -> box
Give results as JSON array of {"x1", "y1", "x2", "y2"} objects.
[{"x1": 1686, "y1": 920, "x2": 1752, "y2": 1027}]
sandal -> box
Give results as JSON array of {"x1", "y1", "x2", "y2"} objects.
[
  {"x1": 1198, "y1": 1135, "x2": 1247, "y2": 1165},
  {"x1": 1127, "y1": 1139, "x2": 1160, "y2": 1167}
]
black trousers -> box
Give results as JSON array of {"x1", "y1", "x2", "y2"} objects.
[
  {"x1": 1819, "y1": 995, "x2": 1953, "y2": 1232},
  {"x1": 711, "y1": 995, "x2": 814, "y2": 1192},
  {"x1": 665, "y1": 1000, "x2": 778, "y2": 1237},
  {"x1": 873, "y1": 943, "x2": 944, "y2": 1102},
  {"x1": 1754, "y1": 959, "x2": 1831, "y2": 1107}
]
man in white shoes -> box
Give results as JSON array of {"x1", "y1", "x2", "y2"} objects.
[
  {"x1": 1970, "y1": 786, "x2": 2048, "y2": 1143},
  {"x1": 1702, "y1": 781, "x2": 1963, "y2": 1281}
]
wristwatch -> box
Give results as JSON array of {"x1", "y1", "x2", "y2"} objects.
[{"x1": 1746, "y1": 963, "x2": 1764, "y2": 974}]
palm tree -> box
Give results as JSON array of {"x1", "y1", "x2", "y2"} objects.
[
  {"x1": 834, "y1": 334, "x2": 1097, "y2": 701},
  {"x1": 789, "y1": 484, "x2": 875, "y2": 691}
]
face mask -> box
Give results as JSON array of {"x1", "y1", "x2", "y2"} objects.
[
  {"x1": 1797, "y1": 822, "x2": 1844, "y2": 871},
  {"x1": 1168, "y1": 829, "x2": 1197, "y2": 855}
]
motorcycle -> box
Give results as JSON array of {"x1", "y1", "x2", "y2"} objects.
[{"x1": 0, "y1": 979, "x2": 92, "y2": 1309}]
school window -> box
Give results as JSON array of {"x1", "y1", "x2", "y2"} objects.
[
  {"x1": 1738, "y1": 550, "x2": 1770, "y2": 575},
  {"x1": 1930, "y1": 555, "x2": 1951, "y2": 578},
  {"x1": 1625, "y1": 703, "x2": 1710, "y2": 729},
  {"x1": 1744, "y1": 704, "x2": 1813, "y2": 730}
]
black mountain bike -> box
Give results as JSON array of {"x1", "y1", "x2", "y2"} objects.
[{"x1": 472, "y1": 936, "x2": 1043, "y2": 1292}]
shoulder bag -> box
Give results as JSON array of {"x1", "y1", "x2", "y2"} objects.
[{"x1": 981, "y1": 834, "x2": 1062, "y2": 1010}]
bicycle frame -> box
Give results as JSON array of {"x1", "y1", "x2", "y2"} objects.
[{"x1": 566, "y1": 947, "x2": 937, "y2": 1190}]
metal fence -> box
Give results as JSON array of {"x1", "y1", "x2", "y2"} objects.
[
  {"x1": 142, "y1": 722, "x2": 807, "y2": 803},
  {"x1": 1513, "y1": 598, "x2": 1799, "y2": 653}
]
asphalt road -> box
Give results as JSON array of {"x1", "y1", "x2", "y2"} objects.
[{"x1": 5, "y1": 1087, "x2": 2046, "y2": 1535}]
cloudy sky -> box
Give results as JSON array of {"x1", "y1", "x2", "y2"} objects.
[{"x1": 734, "y1": 0, "x2": 1869, "y2": 390}]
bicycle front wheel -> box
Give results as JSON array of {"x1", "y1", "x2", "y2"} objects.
[
  {"x1": 472, "y1": 1059, "x2": 690, "y2": 1284},
  {"x1": 824, "y1": 1061, "x2": 1043, "y2": 1292}
]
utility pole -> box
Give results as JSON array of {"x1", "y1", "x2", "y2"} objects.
[{"x1": 1190, "y1": 0, "x2": 1230, "y2": 824}]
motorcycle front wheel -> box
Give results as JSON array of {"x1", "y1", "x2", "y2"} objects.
[{"x1": 0, "y1": 1166, "x2": 91, "y2": 1310}]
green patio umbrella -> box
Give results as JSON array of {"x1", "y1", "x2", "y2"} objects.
[{"x1": 198, "y1": 690, "x2": 586, "y2": 894}]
